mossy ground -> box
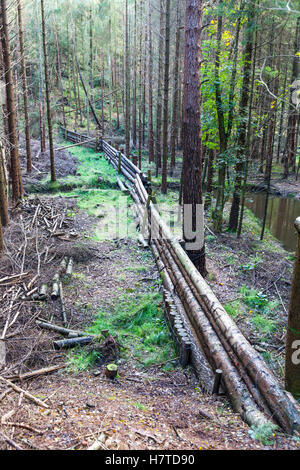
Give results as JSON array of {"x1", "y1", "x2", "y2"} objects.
[{"x1": 42, "y1": 143, "x2": 178, "y2": 373}]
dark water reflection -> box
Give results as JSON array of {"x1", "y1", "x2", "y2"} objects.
[{"x1": 245, "y1": 193, "x2": 300, "y2": 253}]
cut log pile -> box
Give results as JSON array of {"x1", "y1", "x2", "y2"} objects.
[
  {"x1": 59, "y1": 127, "x2": 300, "y2": 435},
  {"x1": 0, "y1": 192, "x2": 122, "y2": 425},
  {"x1": 0, "y1": 196, "x2": 81, "y2": 373}
]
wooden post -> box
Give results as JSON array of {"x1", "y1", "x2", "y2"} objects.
[{"x1": 285, "y1": 217, "x2": 300, "y2": 400}]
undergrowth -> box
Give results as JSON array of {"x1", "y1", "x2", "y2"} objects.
[{"x1": 85, "y1": 291, "x2": 177, "y2": 369}]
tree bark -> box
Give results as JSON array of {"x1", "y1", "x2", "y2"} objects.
[
  {"x1": 285, "y1": 218, "x2": 300, "y2": 400},
  {"x1": 0, "y1": 0, "x2": 23, "y2": 200},
  {"x1": 155, "y1": 0, "x2": 164, "y2": 175},
  {"x1": 41, "y1": 0, "x2": 56, "y2": 182},
  {"x1": 228, "y1": 1, "x2": 255, "y2": 232},
  {"x1": 170, "y1": 2, "x2": 181, "y2": 174},
  {"x1": 212, "y1": 2, "x2": 227, "y2": 233},
  {"x1": 182, "y1": 0, "x2": 206, "y2": 276},
  {"x1": 161, "y1": 0, "x2": 170, "y2": 194},
  {"x1": 17, "y1": 0, "x2": 32, "y2": 174},
  {"x1": 124, "y1": 0, "x2": 130, "y2": 158},
  {"x1": 0, "y1": 142, "x2": 9, "y2": 226},
  {"x1": 147, "y1": 0, "x2": 154, "y2": 163}
]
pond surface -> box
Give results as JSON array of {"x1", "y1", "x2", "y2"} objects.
[{"x1": 245, "y1": 193, "x2": 300, "y2": 253}]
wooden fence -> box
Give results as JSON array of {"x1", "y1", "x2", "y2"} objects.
[{"x1": 59, "y1": 126, "x2": 300, "y2": 434}]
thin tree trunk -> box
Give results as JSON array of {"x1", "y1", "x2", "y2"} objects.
[
  {"x1": 228, "y1": 1, "x2": 255, "y2": 232},
  {"x1": 17, "y1": 0, "x2": 32, "y2": 174},
  {"x1": 155, "y1": 0, "x2": 164, "y2": 176},
  {"x1": 132, "y1": 0, "x2": 137, "y2": 148},
  {"x1": 147, "y1": 0, "x2": 154, "y2": 163},
  {"x1": 170, "y1": 1, "x2": 181, "y2": 174},
  {"x1": 0, "y1": 0, "x2": 23, "y2": 200},
  {"x1": 237, "y1": 23, "x2": 258, "y2": 238},
  {"x1": 285, "y1": 17, "x2": 300, "y2": 177},
  {"x1": 161, "y1": 0, "x2": 170, "y2": 194},
  {"x1": 124, "y1": 0, "x2": 130, "y2": 158},
  {"x1": 212, "y1": 2, "x2": 227, "y2": 233},
  {"x1": 0, "y1": 142, "x2": 9, "y2": 226},
  {"x1": 53, "y1": 19, "x2": 66, "y2": 128},
  {"x1": 41, "y1": 0, "x2": 56, "y2": 182},
  {"x1": 285, "y1": 218, "x2": 300, "y2": 400}
]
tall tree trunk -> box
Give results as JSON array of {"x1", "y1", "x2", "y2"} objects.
[
  {"x1": 35, "y1": 0, "x2": 45, "y2": 153},
  {"x1": 155, "y1": 0, "x2": 164, "y2": 175},
  {"x1": 237, "y1": 23, "x2": 258, "y2": 238},
  {"x1": 0, "y1": 0, "x2": 23, "y2": 200},
  {"x1": 228, "y1": 1, "x2": 255, "y2": 232},
  {"x1": 124, "y1": 0, "x2": 130, "y2": 158},
  {"x1": 147, "y1": 0, "x2": 154, "y2": 163},
  {"x1": 53, "y1": 19, "x2": 66, "y2": 129},
  {"x1": 138, "y1": 0, "x2": 143, "y2": 169},
  {"x1": 170, "y1": 1, "x2": 181, "y2": 174},
  {"x1": 41, "y1": 0, "x2": 56, "y2": 182},
  {"x1": 182, "y1": 0, "x2": 206, "y2": 276},
  {"x1": 285, "y1": 218, "x2": 300, "y2": 400},
  {"x1": 132, "y1": 0, "x2": 137, "y2": 148},
  {"x1": 0, "y1": 141, "x2": 9, "y2": 226},
  {"x1": 17, "y1": 0, "x2": 32, "y2": 174},
  {"x1": 161, "y1": 0, "x2": 170, "y2": 194},
  {"x1": 212, "y1": 2, "x2": 227, "y2": 233},
  {"x1": 101, "y1": 49, "x2": 105, "y2": 134},
  {"x1": 285, "y1": 17, "x2": 300, "y2": 177}
]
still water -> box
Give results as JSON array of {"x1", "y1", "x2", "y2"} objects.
[{"x1": 245, "y1": 193, "x2": 300, "y2": 253}]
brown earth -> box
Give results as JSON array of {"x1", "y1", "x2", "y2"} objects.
[
  {"x1": 1, "y1": 140, "x2": 299, "y2": 451},
  {"x1": 0, "y1": 194, "x2": 299, "y2": 451}
]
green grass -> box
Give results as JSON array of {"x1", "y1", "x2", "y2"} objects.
[
  {"x1": 86, "y1": 291, "x2": 177, "y2": 368},
  {"x1": 248, "y1": 423, "x2": 278, "y2": 446},
  {"x1": 239, "y1": 285, "x2": 279, "y2": 337},
  {"x1": 224, "y1": 300, "x2": 242, "y2": 319},
  {"x1": 67, "y1": 349, "x2": 100, "y2": 373}
]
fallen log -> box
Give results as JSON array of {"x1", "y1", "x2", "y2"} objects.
[
  {"x1": 51, "y1": 273, "x2": 60, "y2": 300},
  {"x1": 7, "y1": 365, "x2": 65, "y2": 381},
  {"x1": 149, "y1": 203, "x2": 300, "y2": 433},
  {"x1": 36, "y1": 320, "x2": 91, "y2": 337},
  {"x1": 154, "y1": 237, "x2": 271, "y2": 429},
  {"x1": 59, "y1": 282, "x2": 67, "y2": 326},
  {"x1": 0, "y1": 376, "x2": 49, "y2": 408},
  {"x1": 117, "y1": 177, "x2": 129, "y2": 194},
  {"x1": 39, "y1": 284, "x2": 48, "y2": 300},
  {"x1": 53, "y1": 336, "x2": 97, "y2": 350},
  {"x1": 0, "y1": 430, "x2": 23, "y2": 450},
  {"x1": 138, "y1": 233, "x2": 148, "y2": 248},
  {"x1": 66, "y1": 257, "x2": 73, "y2": 278}
]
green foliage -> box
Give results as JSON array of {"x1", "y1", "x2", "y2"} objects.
[
  {"x1": 239, "y1": 255, "x2": 263, "y2": 272},
  {"x1": 248, "y1": 423, "x2": 278, "y2": 446},
  {"x1": 224, "y1": 300, "x2": 241, "y2": 319},
  {"x1": 240, "y1": 286, "x2": 278, "y2": 314},
  {"x1": 67, "y1": 348, "x2": 100, "y2": 373},
  {"x1": 87, "y1": 292, "x2": 176, "y2": 368}
]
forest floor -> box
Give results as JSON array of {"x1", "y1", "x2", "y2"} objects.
[{"x1": 0, "y1": 136, "x2": 299, "y2": 451}]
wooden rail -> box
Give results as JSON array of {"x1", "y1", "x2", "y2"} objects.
[{"x1": 59, "y1": 127, "x2": 300, "y2": 434}]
